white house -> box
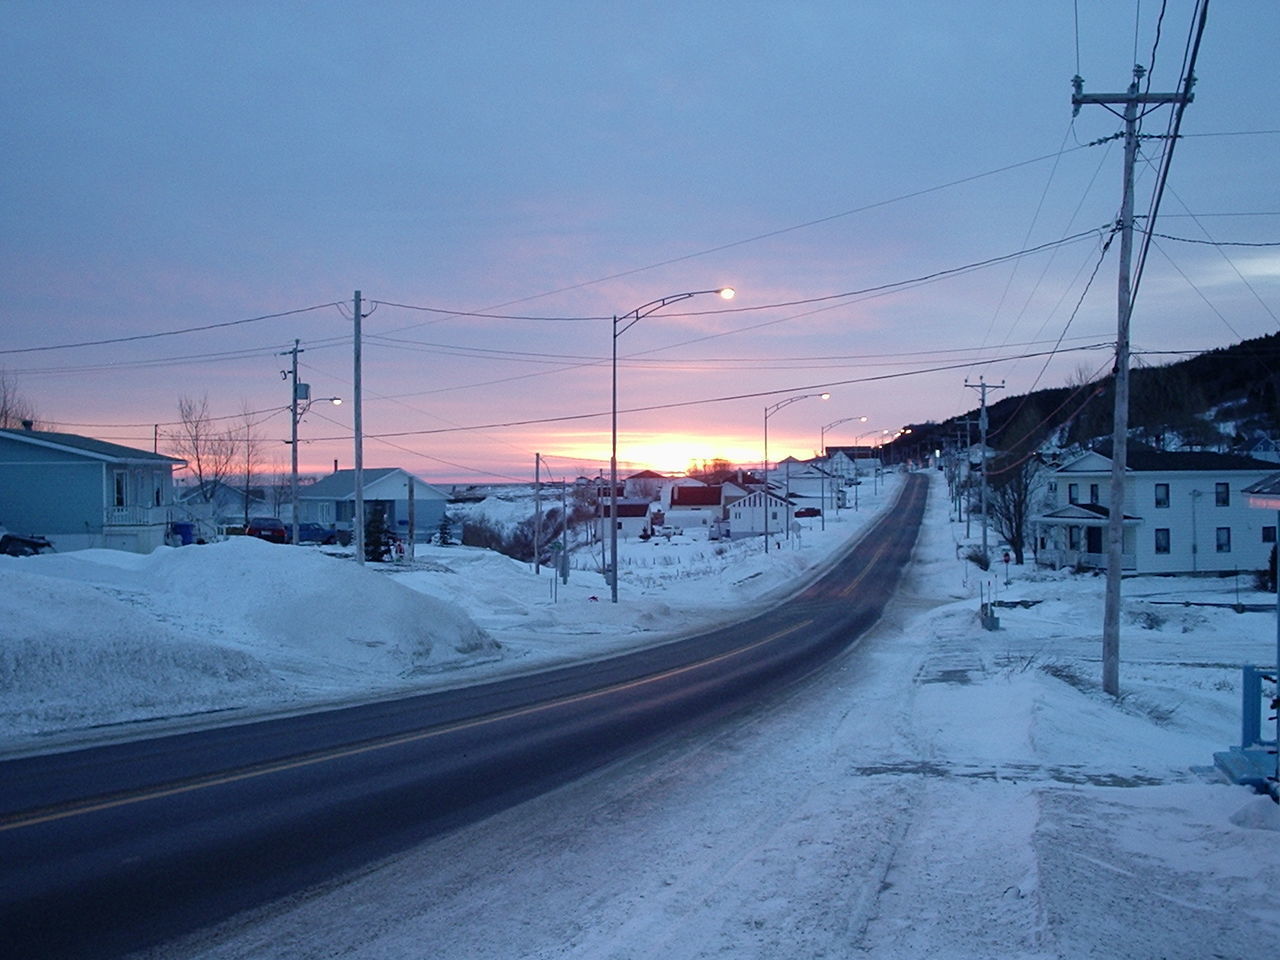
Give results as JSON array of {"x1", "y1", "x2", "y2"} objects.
[
  {"x1": 623, "y1": 469, "x2": 669, "y2": 500},
  {"x1": 595, "y1": 500, "x2": 652, "y2": 542},
  {"x1": 661, "y1": 485, "x2": 727, "y2": 538},
  {"x1": 1033, "y1": 444, "x2": 1277, "y2": 574},
  {"x1": 727, "y1": 489, "x2": 793, "y2": 542},
  {"x1": 824, "y1": 446, "x2": 881, "y2": 481}
]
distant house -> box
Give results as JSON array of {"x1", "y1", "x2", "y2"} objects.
[
  {"x1": 663, "y1": 484, "x2": 727, "y2": 538},
  {"x1": 624, "y1": 469, "x2": 668, "y2": 500},
  {"x1": 825, "y1": 446, "x2": 881, "y2": 481},
  {"x1": 727, "y1": 489, "x2": 793, "y2": 541},
  {"x1": 299, "y1": 467, "x2": 449, "y2": 542},
  {"x1": 1033, "y1": 443, "x2": 1276, "y2": 574},
  {"x1": 174, "y1": 479, "x2": 270, "y2": 536},
  {"x1": 0, "y1": 424, "x2": 184, "y2": 553},
  {"x1": 776, "y1": 459, "x2": 838, "y2": 507},
  {"x1": 595, "y1": 500, "x2": 651, "y2": 541}
]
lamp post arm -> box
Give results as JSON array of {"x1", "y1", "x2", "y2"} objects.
[{"x1": 615, "y1": 289, "x2": 732, "y2": 339}]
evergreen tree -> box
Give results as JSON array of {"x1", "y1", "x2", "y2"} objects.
[
  {"x1": 364, "y1": 504, "x2": 393, "y2": 562},
  {"x1": 436, "y1": 512, "x2": 453, "y2": 546}
]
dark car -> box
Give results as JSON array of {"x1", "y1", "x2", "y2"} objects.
[
  {"x1": 0, "y1": 532, "x2": 55, "y2": 556},
  {"x1": 245, "y1": 517, "x2": 287, "y2": 544},
  {"x1": 794, "y1": 507, "x2": 822, "y2": 518},
  {"x1": 293, "y1": 522, "x2": 338, "y2": 545}
]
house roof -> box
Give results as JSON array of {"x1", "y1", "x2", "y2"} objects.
[
  {"x1": 1036, "y1": 503, "x2": 1141, "y2": 524},
  {"x1": 670, "y1": 485, "x2": 722, "y2": 507},
  {"x1": 626, "y1": 469, "x2": 666, "y2": 480},
  {"x1": 1085, "y1": 441, "x2": 1276, "y2": 472},
  {"x1": 603, "y1": 502, "x2": 650, "y2": 518},
  {"x1": 299, "y1": 467, "x2": 446, "y2": 500},
  {"x1": 0, "y1": 427, "x2": 184, "y2": 464}
]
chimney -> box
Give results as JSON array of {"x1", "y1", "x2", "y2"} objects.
[{"x1": 22, "y1": 419, "x2": 33, "y2": 431}]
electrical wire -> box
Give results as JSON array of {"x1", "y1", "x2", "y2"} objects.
[
  {"x1": 0, "y1": 303, "x2": 346, "y2": 356},
  {"x1": 299, "y1": 342, "x2": 1113, "y2": 444}
]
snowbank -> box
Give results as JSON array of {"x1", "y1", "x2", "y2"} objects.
[{"x1": 0, "y1": 538, "x2": 497, "y2": 741}]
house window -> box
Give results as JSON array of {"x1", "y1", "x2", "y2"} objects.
[
  {"x1": 1067, "y1": 526, "x2": 1081, "y2": 550},
  {"x1": 1264, "y1": 526, "x2": 1276, "y2": 544},
  {"x1": 1216, "y1": 527, "x2": 1231, "y2": 553},
  {"x1": 1154, "y1": 483, "x2": 1170, "y2": 508},
  {"x1": 1215, "y1": 482, "x2": 1230, "y2": 507},
  {"x1": 113, "y1": 471, "x2": 127, "y2": 507},
  {"x1": 1067, "y1": 483, "x2": 1079, "y2": 504},
  {"x1": 1154, "y1": 528, "x2": 1170, "y2": 554},
  {"x1": 1089, "y1": 483, "x2": 1100, "y2": 505}
]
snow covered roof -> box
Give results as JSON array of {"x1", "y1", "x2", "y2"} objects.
[
  {"x1": 1068, "y1": 441, "x2": 1278, "y2": 473},
  {"x1": 300, "y1": 468, "x2": 447, "y2": 501},
  {"x1": 0, "y1": 427, "x2": 184, "y2": 465}
]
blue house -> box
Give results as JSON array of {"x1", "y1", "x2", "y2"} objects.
[
  {"x1": 298, "y1": 467, "x2": 449, "y2": 543},
  {"x1": 0, "y1": 424, "x2": 185, "y2": 553}
]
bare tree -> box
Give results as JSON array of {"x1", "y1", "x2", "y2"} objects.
[
  {"x1": 986, "y1": 404, "x2": 1053, "y2": 565},
  {"x1": 237, "y1": 402, "x2": 266, "y2": 525},
  {"x1": 0, "y1": 371, "x2": 38, "y2": 429},
  {"x1": 170, "y1": 395, "x2": 238, "y2": 501},
  {"x1": 987, "y1": 452, "x2": 1044, "y2": 565}
]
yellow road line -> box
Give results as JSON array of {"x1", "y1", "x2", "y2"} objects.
[{"x1": 2, "y1": 619, "x2": 814, "y2": 833}]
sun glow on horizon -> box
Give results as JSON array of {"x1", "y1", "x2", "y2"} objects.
[{"x1": 551, "y1": 432, "x2": 767, "y2": 477}]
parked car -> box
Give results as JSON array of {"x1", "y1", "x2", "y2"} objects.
[
  {"x1": 293, "y1": 522, "x2": 338, "y2": 545},
  {"x1": 0, "y1": 530, "x2": 55, "y2": 556},
  {"x1": 245, "y1": 517, "x2": 287, "y2": 543},
  {"x1": 794, "y1": 507, "x2": 822, "y2": 518}
]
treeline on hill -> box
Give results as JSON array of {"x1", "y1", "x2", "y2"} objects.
[{"x1": 890, "y1": 331, "x2": 1280, "y2": 460}]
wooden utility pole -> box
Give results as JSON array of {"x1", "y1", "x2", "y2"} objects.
[
  {"x1": 1073, "y1": 66, "x2": 1193, "y2": 696},
  {"x1": 964, "y1": 378, "x2": 1003, "y2": 555},
  {"x1": 353, "y1": 290, "x2": 364, "y2": 565},
  {"x1": 534, "y1": 453, "x2": 542, "y2": 574}
]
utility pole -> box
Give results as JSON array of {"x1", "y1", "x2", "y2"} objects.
[
  {"x1": 282, "y1": 339, "x2": 304, "y2": 548},
  {"x1": 353, "y1": 290, "x2": 364, "y2": 565},
  {"x1": 534, "y1": 453, "x2": 542, "y2": 574},
  {"x1": 964, "y1": 377, "x2": 1004, "y2": 555},
  {"x1": 1074, "y1": 65, "x2": 1193, "y2": 697}
]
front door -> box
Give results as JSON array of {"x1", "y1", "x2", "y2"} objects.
[{"x1": 1085, "y1": 526, "x2": 1103, "y2": 554}]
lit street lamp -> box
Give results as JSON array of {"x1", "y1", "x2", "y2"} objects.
[
  {"x1": 610, "y1": 286, "x2": 735, "y2": 602},
  {"x1": 818, "y1": 415, "x2": 867, "y2": 458},
  {"x1": 763, "y1": 392, "x2": 829, "y2": 552}
]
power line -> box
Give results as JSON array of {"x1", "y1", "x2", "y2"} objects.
[
  {"x1": 0, "y1": 302, "x2": 346, "y2": 356},
  {"x1": 301, "y1": 342, "x2": 1113, "y2": 443}
]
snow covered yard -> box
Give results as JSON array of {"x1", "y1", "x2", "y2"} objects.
[{"x1": 115, "y1": 470, "x2": 1278, "y2": 960}]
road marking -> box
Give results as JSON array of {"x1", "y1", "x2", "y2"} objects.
[{"x1": 1, "y1": 619, "x2": 815, "y2": 833}]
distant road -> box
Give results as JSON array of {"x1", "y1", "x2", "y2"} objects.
[{"x1": 0, "y1": 472, "x2": 928, "y2": 959}]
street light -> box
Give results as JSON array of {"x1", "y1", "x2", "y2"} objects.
[
  {"x1": 763, "y1": 392, "x2": 829, "y2": 552},
  {"x1": 819, "y1": 416, "x2": 867, "y2": 525},
  {"x1": 819, "y1": 416, "x2": 868, "y2": 459},
  {"x1": 610, "y1": 286, "x2": 735, "y2": 602},
  {"x1": 859, "y1": 428, "x2": 891, "y2": 494},
  {"x1": 282, "y1": 339, "x2": 342, "y2": 546}
]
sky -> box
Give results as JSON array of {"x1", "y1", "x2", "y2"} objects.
[{"x1": 2, "y1": 1, "x2": 1277, "y2": 484}]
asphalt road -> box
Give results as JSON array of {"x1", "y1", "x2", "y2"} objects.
[{"x1": 0, "y1": 472, "x2": 927, "y2": 959}]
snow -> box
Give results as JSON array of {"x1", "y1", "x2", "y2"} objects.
[{"x1": 4, "y1": 471, "x2": 1280, "y2": 957}]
